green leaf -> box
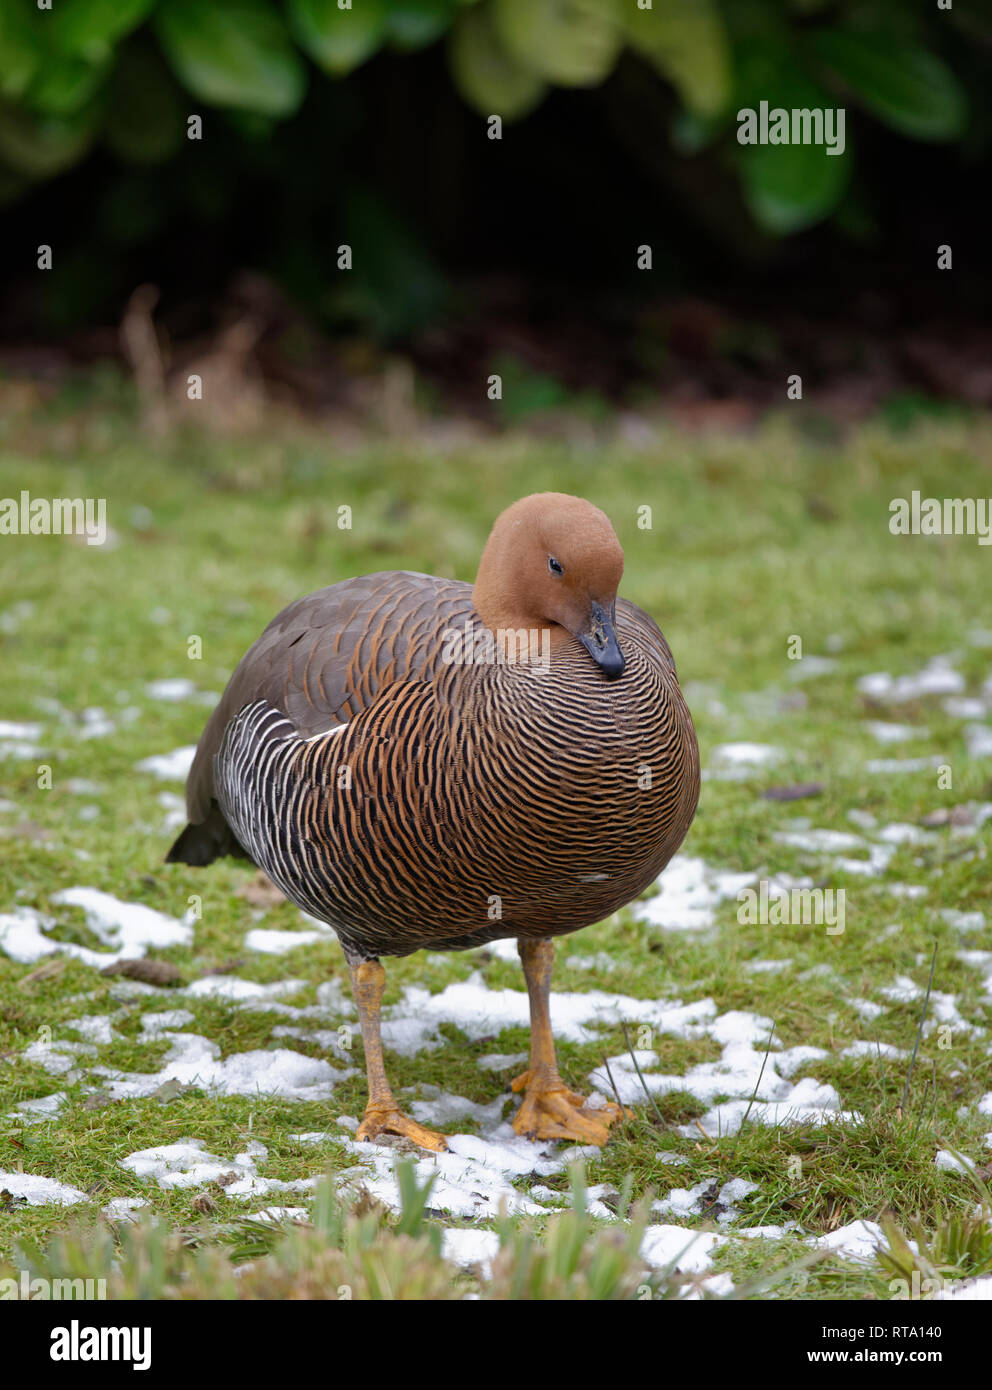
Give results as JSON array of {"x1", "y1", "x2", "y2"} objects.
[
  {"x1": 492, "y1": 0, "x2": 622, "y2": 88},
  {"x1": 737, "y1": 127, "x2": 849, "y2": 235},
  {"x1": 626, "y1": 0, "x2": 731, "y2": 117},
  {"x1": 0, "y1": 8, "x2": 42, "y2": 100},
  {"x1": 733, "y1": 55, "x2": 850, "y2": 234},
  {"x1": 809, "y1": 30, "x2": 967, "y2": 141},
  {"x1": 49, "y1": 0, "x2": 156, "y2": 61},
  {"x1": 448, "y1": 6, "x2": 545, "y2": 119},
  {"x1": 289, "y1": 0, "x2": 387, "y2": 75},
  {"x1": 26, "y1": 52, "x2": 112, "y2": 117},
  {"x1": 385, "y1": 0, "x2": 455, "y2": 51},
  {"x1": 103, "y1": 46, "x2": 184, "y2": 164},
  {"x1": 154, "y1": 0, "x2": 307, "y2": 116}
]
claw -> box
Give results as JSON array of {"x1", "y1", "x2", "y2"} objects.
[
  {"x1": 511, "y1": 1068, "x2": 628, "y2": 1145},
  {"x1": 356, "y1": 1103, "x2": 448, "y2": 1152}
]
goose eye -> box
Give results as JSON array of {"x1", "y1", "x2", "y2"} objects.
[{"x1": 548, "y1": 557, "x2": 564, "y2": 576}]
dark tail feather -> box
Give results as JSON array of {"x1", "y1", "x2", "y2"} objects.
[{"x1": 166, "y1": 803, "x2": 254, "y2": 867}]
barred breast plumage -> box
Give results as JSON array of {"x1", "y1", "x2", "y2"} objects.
[{"x1": 168, "y1": 492, "x2": 699, "y2": 1151}]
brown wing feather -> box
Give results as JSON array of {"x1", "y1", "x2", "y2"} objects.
[{"x1": 182, "y1": 571, "x2": 474, "y2": 827}]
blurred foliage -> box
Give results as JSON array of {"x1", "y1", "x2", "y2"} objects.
[{"x1": 0, "y1": 0, "x2": 986, "y2": 338}]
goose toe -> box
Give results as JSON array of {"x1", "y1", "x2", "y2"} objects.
[
  {"x1": 356, "y1": 1103, "x2": 449, "y2": 1153},
  {"x1": 511, "y1": 1070, "x2": 628, "y2": 1146}
]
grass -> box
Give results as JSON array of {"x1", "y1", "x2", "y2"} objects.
[{"x1": 1, "y1": 375, "x2": 991, "y2": 1298}]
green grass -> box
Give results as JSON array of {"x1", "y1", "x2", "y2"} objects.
[{"x1": 1, "y1": 378, "x2": 991, "y2": 1298}]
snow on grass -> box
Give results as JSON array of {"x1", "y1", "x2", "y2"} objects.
[
  {"x1": 639, "y1": 1224, "x2": 724, "y2": 1273},
  {"x1": 865, "y1": 755, "x2": 945, "y2": 775},
  {"x1": 934, "y1": 1150, "x2": 977, "y2": 1175},
  {"x1": 965, "y1": 724, "x2": 992, "y2": 759},
  {"x1": 632, "y1": 855, "x2": 754, "y2": 932},
  {"x1": 388, "y1": 972, "x2": 718, "y2": 1050},
  {"x1": 857, "y1": 661, "x2": 964, "y2": 703},
  {"x1": 52, "y1": 887, "x2": 193, "y2": 951},
  {"x1": 0, "y1": 719, "x2": 44, "y2": 758},
  {"x1": 704, "y1": 743, "x2": 783, "y2": 781},
  {"x1": 864, "y1": 721, "x2": 926, "y2": 744},
  {"x1": 339, "y1": 1128, "x2": 594, "y2": 1220},
  {"x1": 120, "y1": 1138, "x2": 318, "y2": 1198},
  {"x1": 588, "y1": 1026, "x2": 854, "y2": 1140},
  {"x1": 808, "y1": 1220, "x2": 886, "y2": 1264},
  {"x1": 93, "y1": 1028, "x2": 355, "y2": 1102},
  {"x1": 134, "y1": 746, "x2": 197, "y2": 780},
  {"x1": 7, "y1": 1091, "x2": 67, "y2": 1123},
  {"x1": 653, "y1": 1177, "x2": 759, "y2": 1224},
  {"x1": 244, "y1": 927, "x2": 331, "y2": 955},
  {"x1": 440, "y1": 1228, "x2": 500, "y2": 1275},
  {"x1": 0, "y1": 1172, "x2": 89, "y2": 1206},
  {"x1": 0, "y1": 901, "x2": 180, "y2": 969},
  {"x1": 144, "y1": 679, "x2": 217, "y2": 705},
  {"x1": 184, "y1": 976, "x2": 306, "y2": 1002}
]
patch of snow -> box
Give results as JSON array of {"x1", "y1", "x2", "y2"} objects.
[
  {"x1": 944, "y1": 697, "x2": 987, "y2": 720},
  {"x1": 633, "y1": 855, "x2": 755, "y2": 932},
  {"x1": 244, "y1": 928, "x2": 329, "y2": 955},
  {"x1": 51, "y1": 887, "x2": 192, "y2": 951},
  {"x1": 145, "y1": 678, "x2": 198, "y2": 702},
  {"x1": 9, "y1": 1091, "x2": 67, "y2": 1122},
  {"x1": 340, "y1": 1127, "x2": 586, "y2": 1220},
  {"x1": 120, "y1": 1138, "x2": 318, "y2": 1198},
  {"x1": 774, "y1": 828, "x2": 865, "y2": 853},
  {"x1": 440, "y1": 1228, "x2": 501, "y2": 1276},
  {"x1": 809, "y1": 1219, "x2": 884, "y2": 1264},
  {"x1": 140, "y1": 1009, "x2": 195, "y2": 1034},
  {"x1": 0, "y1": 719, "x2": 44, "y2": 758},
  {"x1": 393, "y1": 972, "x2": 718, "y2": 1048},
  {"x1": 102, "y1": 1197, "x2": 151, "y2": 1223},
  {"x1": 865, "y1": 756, "x2": 945, "y2": 775},
  {"x1": 134, "y1": 746, "x2": 197, "y2": 780},
  {"x1": 858, "y1": 663, "x2": 964, "y2": 703},
  {"x1": 840, "y1": 1041, "x2": 907, "y2": 1060},
  {"x1": 965, "y1": 724, "x2": 992, "y2": 759},
  {"x1": 705, "y1": 743, "x2": 783, "y2": 781},
  {"x1": 743, "y1": 959, "x2": 793, "y2": 975},
  {"x1": 640, "y1": 1225, "x2": 724, "y2": 1274},
  {"x1": 95, "y1": 1028, "x2": 354, "y2": 1102},
  {"x1": 864, "y1": 722, "x2": 924, "y2": 744},
  {"x1": 477, "y1": 1052, "x2": 528, "y2": 1072},
  {"x1": 184, "y1": 976, "x2": 306, "y2": 1002},
  {"x1": 935, "y1": 1150, "x2": 976, "y2": 1175},
  {"x1": 565, "y1": 950, "x2": 618, "y2": 974},
  {"x1": 0, "y1": 1172, "x2": 88, "y2": 1206},
  {"x1": 942, "y1": 909, "x2": 985, "y2": 932}
]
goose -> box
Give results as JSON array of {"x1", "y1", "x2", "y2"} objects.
[{"x1": 168, "y1": 492, "x2": 700, "y2": 1151}]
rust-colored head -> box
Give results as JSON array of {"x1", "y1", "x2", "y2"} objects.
[{"x1": 473, "y1": 493, "x2": 626, "y2": 677}]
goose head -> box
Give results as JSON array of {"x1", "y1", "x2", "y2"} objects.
[{"x1": 473, "y1": 492, "x2": 626, "y2": 679}]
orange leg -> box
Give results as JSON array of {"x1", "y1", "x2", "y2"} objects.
[
  {"x1": 349, "y1": 960, "x2": 447, "y2": 1152},
  {"x1": 511, "y1": 938, "x2": 627, "y2": 1145}
]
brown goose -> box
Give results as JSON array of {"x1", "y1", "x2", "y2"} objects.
[{"x1": 168, "y1": 493, "x2": 699, "y2": 1151}]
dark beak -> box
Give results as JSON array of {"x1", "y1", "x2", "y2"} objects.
[{"x1": 576, "y1": 601, "x2": 625, "y2": 680}]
